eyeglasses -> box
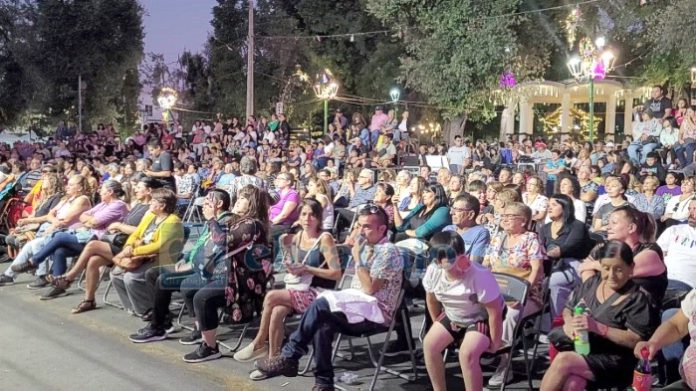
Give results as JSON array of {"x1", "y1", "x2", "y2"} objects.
[
  {"x1": 451, "y1": 207, "x2": 473, "y2": 213},
  {"x1": 501, "y1": 214, "x2": 524, "y2": 220}
]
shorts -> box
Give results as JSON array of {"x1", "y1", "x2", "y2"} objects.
[
  {"x1": 437, "y1": 312, "x2": 490, "y2": 342},
  {"x1": 583, "y1": 353, "x2": 635, "y2": 388},
  {"x1": 287, "y1": 287, "x2": 319, "y2": 314}
]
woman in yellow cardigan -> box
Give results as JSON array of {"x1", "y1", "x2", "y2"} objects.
[{"x1": 111, "y1": 188, "x2": 185, "y2": 316}]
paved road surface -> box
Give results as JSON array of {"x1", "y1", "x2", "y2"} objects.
[
  {"x1": 0, "y1": 268, "x2": 310, "y2": 391},
  {"x1": 0, "y1": 262, "x2": 544, "y2": 391}
]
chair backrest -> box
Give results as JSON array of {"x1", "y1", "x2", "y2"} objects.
[
  {"x1": 336, "y1": 259, "x2": 355, "y2": 290},
  {"x1": 493, "y1": 272, "x2": 530, "y2": 307}
]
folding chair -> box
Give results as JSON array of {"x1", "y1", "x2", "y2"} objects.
[
  {"x1": 182, "y1": 184, "x2": 203, "y2": 223},
  {"x1": 330, "y1": 267, "x2": 418, "y2": 391},
  {"x1": 487, "y1": 273, "x2": 536, "y2": 391}
]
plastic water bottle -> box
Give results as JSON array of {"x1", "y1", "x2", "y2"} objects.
[
  {"x1": 573, "y1": 301, "x2": 590, "y2": 355},
  {"x1": 632, "y1": 347, "x2": 652, "y2": 391}
]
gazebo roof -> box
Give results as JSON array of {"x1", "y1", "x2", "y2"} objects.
[{"x1": 509, "y1": 79, "x2": 649, "y2": 104}]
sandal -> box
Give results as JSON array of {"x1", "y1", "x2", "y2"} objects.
[{"x1": 71, "y1": 300, "x2": 96, "y2": 314}]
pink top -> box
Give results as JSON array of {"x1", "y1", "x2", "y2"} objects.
[
  {"x1": 269, "y1": 188, "x2": 300, "y2": 224},
  {"x1": 369, "y1": 112, "x2": 389, "y2": 131}
]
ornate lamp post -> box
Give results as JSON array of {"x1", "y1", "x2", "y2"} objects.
[
  {"x1": 157, "y1": 87, "x2": 178, "y2": 123},
  {"x1": 313, "y1": 69, "x2": 339, "y2": 135},
  {"x1": 390, "y1": 87, "x2": 400, "y2": 118},
  {"x1": 567, "y1": 36, "x2": 615, "y2": 142}
]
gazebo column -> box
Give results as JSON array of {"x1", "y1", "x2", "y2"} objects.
[
  {"x1": 560, "y1": 92, "x2": 572, "y2": 134},
  {"x1": 499, "y1": 102, "x2": 516, "y2": 140},
  {"x1": 623, "y1": 91, "x2": 634, "y2": 141},
  {"x1": 606, "y1": 94, "x2": 617, "y2": 142},
  {"x1": 518, "y1": 98, "x2": 533, "y2": 139}
]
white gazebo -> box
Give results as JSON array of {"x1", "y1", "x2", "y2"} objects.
[{"x1": 498, "y1": 80, "x2": 651, "y2": 141}]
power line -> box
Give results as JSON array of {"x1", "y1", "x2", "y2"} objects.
[{"x1": 254, "y1": 0, "x2": 604, "y2": 40}]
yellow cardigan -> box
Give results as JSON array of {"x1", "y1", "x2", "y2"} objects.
[{"x1": 125, "y1": 212, "x2": 184, "y2": 263}]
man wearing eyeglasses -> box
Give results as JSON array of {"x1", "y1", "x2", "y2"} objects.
[
  {"x1": 255, "y1": 205, "x2": 404, "y2": 391},
  {"x1": 333, "y1": 169, "x2": 377, "y2": 237},
  {"x1": 442, "y1": 194, "x2": 490, "y2": 264}
]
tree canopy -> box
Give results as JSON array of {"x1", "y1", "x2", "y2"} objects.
[{"x1": 0, "y1": 0, "x2": 144, "y2": 131}]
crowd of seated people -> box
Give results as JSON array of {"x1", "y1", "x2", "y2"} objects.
[{"x1": 4, "y1": 105, "x2": 696, "y2": 390}]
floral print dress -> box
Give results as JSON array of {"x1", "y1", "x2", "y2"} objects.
[
  {"x1": 209, "y1": 216, "x2": 273, "y2": 324},
  {"x1": 484, "y1": 231, "x2": 545, "y2": 305}
]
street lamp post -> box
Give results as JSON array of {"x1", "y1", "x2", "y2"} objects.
[
  {"x1": 313, "y1": 69, "x2": 339, "y2": 135},
  {"x1": 157, "y1": 87, "x2": 178, "y2": 124},
  {"x1": 567, "y1": 37, "x2": 615, "y2": 143},
  {"x1": 390, "y1": 87, "x2": 400, "y2": 118}
]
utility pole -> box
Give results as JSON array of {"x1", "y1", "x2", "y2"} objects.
[
  {"x1": 78, "y1": 74, "x2": 83, "y2": 133},
  {"x1": 245, "y1": 0, "x2": 254, "y2": 120}
]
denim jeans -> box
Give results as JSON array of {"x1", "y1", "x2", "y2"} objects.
[
  {"x1": 282, "y1": 297, "x2": 381, "y2": 387},
  {"x1": 675, "y1": 142, "x2": 696, "y2": 168},
  {"x1": 31, "y1": 231, "x2": 86, "y2": 276},
  {"x1": 627, "y1": 141, "x2": 659, "y2": 165},
  {"x1": 548, "y1": 259, "x2": 581, "y2": 318},
  {"x1": 4, "y1": 236, "x2": 50, "y2": 278}
]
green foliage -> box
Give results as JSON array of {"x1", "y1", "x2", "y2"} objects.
[
  {"x1": 0, "y1": 0, "x2": 144, "y2": 131},
  {"x1": 366, "y1": 0, "x2": 526, "y2": 119}
]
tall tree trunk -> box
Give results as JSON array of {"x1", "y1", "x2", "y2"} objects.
[{"x1": 444, "y1": 114, "x2": 467, "y2": 145}]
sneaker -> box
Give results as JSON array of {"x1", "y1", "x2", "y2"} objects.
[
  {"x1": 179, "y1": 329, "x2": 203, "y2": 345},
  {"x1": 0, "y1": 254, "x2": 11, "y2": 264},
  {"x1": 51, "y1": 276, "x2": 73, "y2": 290},
  {"x1": 12, "y1": 261, "x2": 37, "y2": 274},
  {"x1": 255, "y1": 355, "x2": 299, "y2": 379},
  {"x1": 183, "y1": 342, "x2": 222, "y2": 363},
  {"x1": 0, "y1": 274, "x2": 14, "y2": 286},
  {"x1": 538, "y1": 334, "x2": 550, "y2": 344},
  {"x1": 233, "y1": 342, "x2": 268, "y2": 362},
  {"x1": 487, "y1": 360, "x2": 511, "y2": 387},
  {"x1": 27, "y1": 276, "x2": 49, "y2": 290},
  {"x1": 249, "y1": 369, "x2": 268, "y2": 381},
  {"x1": 129, "y1": 325, "x2": 167, "y2": 343},
  {"x1": 39, "y1": 286, "x2": 66, "y2": 300}
]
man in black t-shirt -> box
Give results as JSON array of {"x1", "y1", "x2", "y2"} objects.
[
  {"x1": 643, "y1": 85, "x2": 672, "y2": 119},
  {"x1": 145, "y1": 140, "x2": 176, "y2": 190}
]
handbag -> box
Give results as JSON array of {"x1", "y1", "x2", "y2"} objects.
[
  {"x1": 283, "y1": 232, "x2": 329, "y2": 291},
  {"x1": 14, "y1": 223, "x2": 40, "y2": 234},
  {"x1": 101, "y1": 232, "x2": 129, "y2": 249},
  {"x1": 112, "y1": 253, "x2": 156, "y2": 271},
  {"x1": 75, "y1": 229, "x2": 95, "y2": 244}
]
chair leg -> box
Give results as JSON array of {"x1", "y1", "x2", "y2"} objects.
[
  {"x1": 102, "y1": 280, "x2": 124, "y2": 310},
  {"x1": 331, "y1": 334, "x2": 344, "y2": 363},
  {"x1": 299, "y1": 347, "x2": 314, "y2": 375},
  {"x1": 77, "y1": 269, "x2": 86, "y2": 292},
  {"x1": 218, "y1": 323, "x2": 249, "y2": 353},
  {"x1": 402, "y1": 308, "x2": 418, "y2": 380},
  {"x1": 177, "y1": 303, "x2": 194, "y2": 331}
]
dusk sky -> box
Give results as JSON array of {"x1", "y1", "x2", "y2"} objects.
[{"x1": 140, "y1": 0, "x2": 218, "y2": 64}]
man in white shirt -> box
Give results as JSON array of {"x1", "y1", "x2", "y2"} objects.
[
  {"x1": 447, "y1": 136, "x2": 468, "y2": 174},
  {"x1": 657, "y1": 199, "x2": 696, "y2": 293}
]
